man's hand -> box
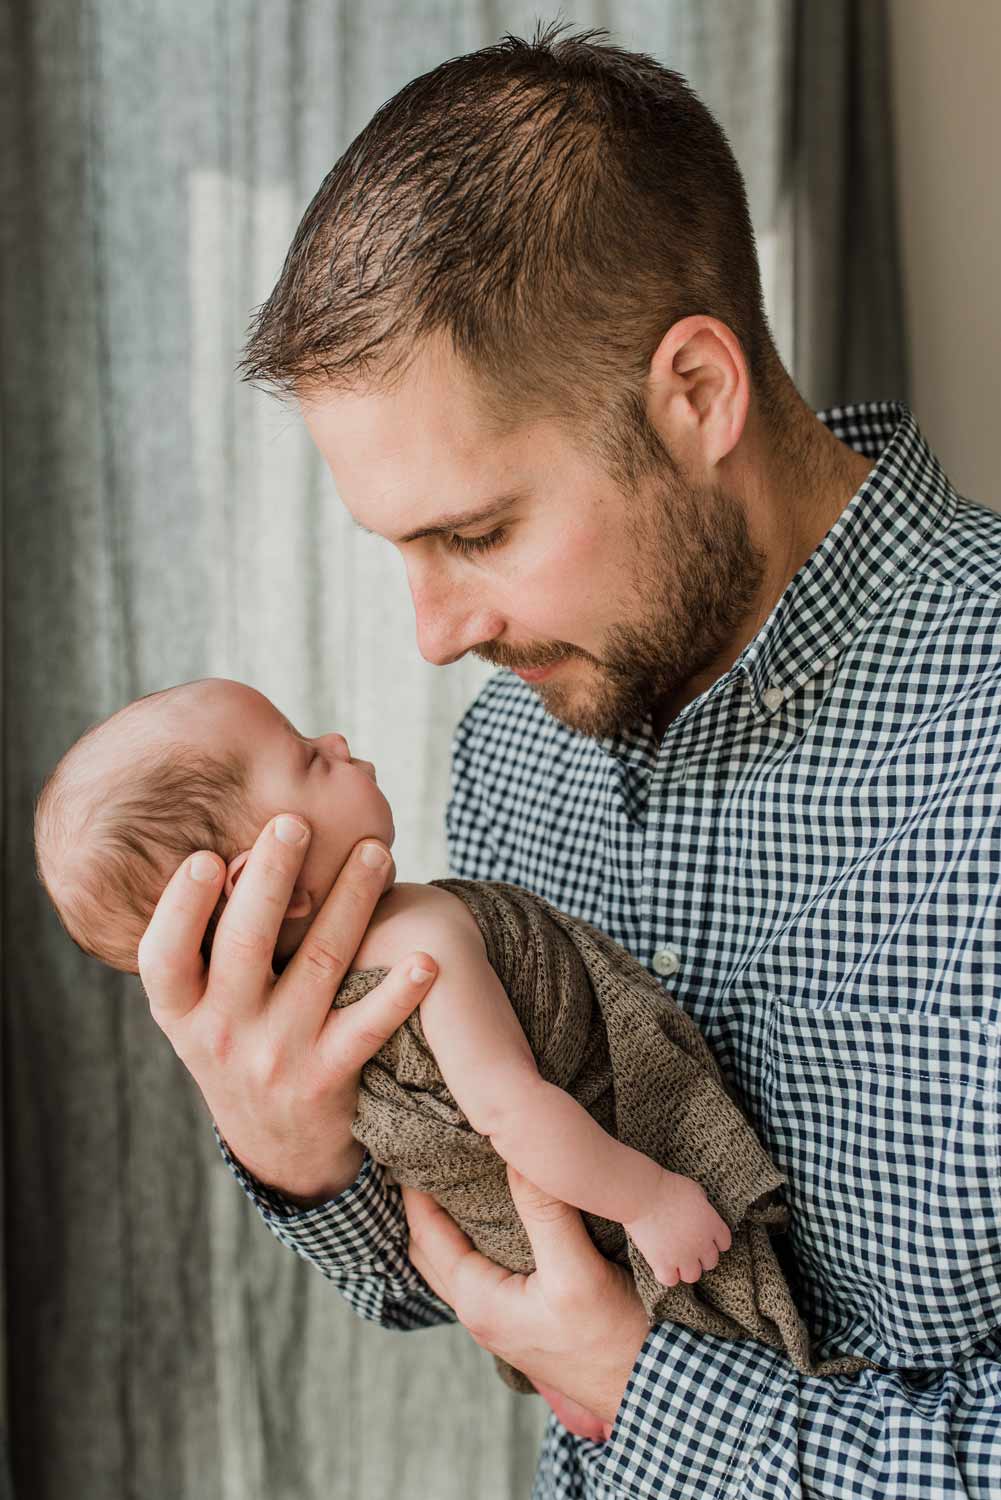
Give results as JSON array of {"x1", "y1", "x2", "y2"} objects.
[
  {"x1": 138, "y1": 817, "x2": 438, "y2": 1202},
  {"x1": 402, "y1": 1164, "x2": 649, "y2": 1432}
]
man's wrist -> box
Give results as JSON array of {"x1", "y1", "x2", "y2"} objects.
[
  {"x1": 227, "y1": 1138, "x2": 367, "y2": 1207},
  {"x1": 593, "y1": 1318, "x2": 649, "y2": 1426}
]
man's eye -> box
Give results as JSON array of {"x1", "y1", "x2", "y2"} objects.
[{"x1": 446, "y1": 525, "x2": 508, "y2": 557}]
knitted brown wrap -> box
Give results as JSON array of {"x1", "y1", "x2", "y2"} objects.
[{"x1": 331, "y1": 879, "x2": 875, "y2": 1391}]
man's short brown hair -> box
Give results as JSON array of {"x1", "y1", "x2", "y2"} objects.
[{"x1": 238, "y1": 19, "x2": 790, "y2": 496}]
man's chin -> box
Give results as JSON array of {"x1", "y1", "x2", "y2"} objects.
[{"x1": 531, "y1": 674, "x2": 645, "y2": 742}]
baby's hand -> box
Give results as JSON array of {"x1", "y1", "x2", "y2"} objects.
[{"x1": 623, "y1": 1171, "x2": 733, "y2": 1287}]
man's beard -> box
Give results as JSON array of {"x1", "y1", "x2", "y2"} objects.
[{"x1": 475, "y1": 468, "x2": 768, "y2": 740}]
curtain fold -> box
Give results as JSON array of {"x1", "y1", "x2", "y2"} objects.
[
  {"x1": 789, "y1": 0, "x2": 910, "y2": 407},
  {"x1": 0, "y1": 2, "x2": 906, "y2": 1495}
]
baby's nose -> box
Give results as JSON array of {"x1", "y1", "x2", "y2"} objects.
[{"x1": 318, "y1": 732, "x2": 351, "y2": 761}]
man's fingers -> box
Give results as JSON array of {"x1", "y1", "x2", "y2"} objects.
[
  {"x1": 402, "y1": 1185, "x2": 510, "y2": 1323},
  {"x1": 282, "y1": 839, "x2": 398, "y2": 1039},
  {"x1": 323, "y1": 951, "x2": 437, "y2": 1073},
  {"x1": 138, "y1": 850, "x2": 225, "y2": 1025},
  {"x1": 506, "y1": 1165, "x2": 601, "y2": 1285},
  {"x1": 209, "y1": 815, "x2": 314, "y2": 1019},
  {"x1": 402, "y1": 1185, "x2": 470, "y2": 1299}
]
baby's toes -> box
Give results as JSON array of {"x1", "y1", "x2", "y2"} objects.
[
  {"x1": 713, "y1": 1216, "x2": 733, "y2": 1253},
  {"x1": 651, "y1": 1258, "x2": 681, "y2": 1287},
  {"x1": 699, "y1": 1241, "x2": 721, "y2": 1273}
]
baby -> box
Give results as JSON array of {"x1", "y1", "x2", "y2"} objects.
[
  {"x1": 35, "y1": 675, "x2": 734, "y2": 1436},
  {"x1": 36, "y1": 675, "x2": 732, "y2": 1276}
]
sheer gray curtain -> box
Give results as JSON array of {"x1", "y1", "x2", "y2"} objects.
[{"x1": 0, "y1": 2, "x2": 906, "y2": 1496}]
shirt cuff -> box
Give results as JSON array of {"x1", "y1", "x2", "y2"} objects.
[
  {"x1": 214, "y1": 1124, "x2": 459, "y2": 1331},
  {"x1": 594, "y1": 1323, "x2": 792, "y2": 1500},
  {"x1": 213, "y1": 1126, "x2": 392, "y2": 1238}
]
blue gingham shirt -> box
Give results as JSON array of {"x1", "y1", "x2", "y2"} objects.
[{"x1": 219, "y1": 401, "x2": 1001, "y2": 1498}]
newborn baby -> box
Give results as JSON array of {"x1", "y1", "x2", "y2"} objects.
[
  {"x1": 36, "y1": 674, "x2": 728, "y2": 1267},
  {"x1": 35, "y1": 677, "x2": 868, "y2": 1436}
]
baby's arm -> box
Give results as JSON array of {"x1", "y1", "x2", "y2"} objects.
[
  {"x1": 355, "y1": 885, "x2": 731, "y2": 1281},
  {"x1": 420, "y1": 930, "x2": 669, "y2": 1228}
]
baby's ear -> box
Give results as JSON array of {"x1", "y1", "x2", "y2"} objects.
[
  {"x1": 284, "y1": 887, "x2": 313, "y2": 920},
  {"x1": 225, "y1": 849, "x2": 312, "y2": 921},
  {"x1": 224, "y1": 850, "x2": 251, "y2": 899}
]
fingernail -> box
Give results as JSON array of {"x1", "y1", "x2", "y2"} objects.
[
  {"x1": 275, "y1": 815, "x2": 310, "y2": 845},
  {"x1": 190, "y1": 852, "x2": 219, "y2": 883},
  {"x1": 410, "y1": 964, "x2": 435, "y2": 983},
  {"x1": 360, "y1": 843, "x2": 388, "y2": 868}
]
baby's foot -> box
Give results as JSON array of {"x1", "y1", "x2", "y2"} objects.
[
  {"x1": 624, "y1": 1170, "x2": 733, "y2": 1288},
  {"x1": 532, "y1": 1380, "x2": 614, "y2": 1442}
]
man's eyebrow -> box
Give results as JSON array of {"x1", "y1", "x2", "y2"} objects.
[{"x1": 352, "y1": 491, "x2": 527, "y2": 545}]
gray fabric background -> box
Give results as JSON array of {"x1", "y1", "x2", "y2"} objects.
[{"x1": 0, "y1": 2, "x2": 905, "y2": 1496}]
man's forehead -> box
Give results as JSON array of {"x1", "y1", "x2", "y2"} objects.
[
  {"x1": 300, "y1": 381, "x2": 548, "y2": 544},
  {"x1": 299, "y1": 345, "x2": 483, "y2": 463}
]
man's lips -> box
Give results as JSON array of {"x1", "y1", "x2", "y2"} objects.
[{"x1": 512, "y1": 662, "x2": 562, "y2": 683}]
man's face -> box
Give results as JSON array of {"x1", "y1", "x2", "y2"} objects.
[{"x1": 301, "y1": 338, "x2": 767, "y2": 739}]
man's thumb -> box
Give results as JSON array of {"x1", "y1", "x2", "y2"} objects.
[{"x1": 506, "y1": 1164, "x2": 600, "y2": 1279}]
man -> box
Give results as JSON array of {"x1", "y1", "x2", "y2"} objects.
[{"x1": 139, "y1": 23, "x2": 1001, "y2": 1499}]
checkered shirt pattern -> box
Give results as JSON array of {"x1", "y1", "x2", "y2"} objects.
[{"x1": 217, "y1": 401, "x2": 1001, "y2": 1497}]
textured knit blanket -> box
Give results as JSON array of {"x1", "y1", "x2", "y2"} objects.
[{"x1": 331, "y1": 879, "x2": 875, "y2": 1392}]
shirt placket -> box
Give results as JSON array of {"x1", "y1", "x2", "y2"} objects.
[
  {"x1": 600, "y1": 753, "x2": 652, "y2": 957},
  {"x1": 639, "y1": 677, "x2": 745, "y2": 1016}
]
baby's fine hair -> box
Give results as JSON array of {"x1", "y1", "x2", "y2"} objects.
[{"x1": 33, "y1": 691, "x2": 258, "y2": 974}]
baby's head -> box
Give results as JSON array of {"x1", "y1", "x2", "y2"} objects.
[{"x1": 34, "y1": 678, "x2": 395, "y2": 974}]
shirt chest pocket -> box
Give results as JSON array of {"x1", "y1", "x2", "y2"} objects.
[{"x1": 761, "y1": 999, "x2": 1001, "y2": 1362}]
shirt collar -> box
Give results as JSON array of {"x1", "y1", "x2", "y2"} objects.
[{"x1": 599, "y1": 400, "x2": 958, "y2": 763}]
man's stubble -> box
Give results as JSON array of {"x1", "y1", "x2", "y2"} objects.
[{"x1": 476, "y1": 466, "x2": 768, "y2": 741}]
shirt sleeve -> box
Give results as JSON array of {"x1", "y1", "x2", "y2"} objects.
[
  {"x1": 573, "y1": 1321, "x2": 1001, "y2": 1499},
  {"x1": 213, "y1": 1125, "x2": 457, "y2": 1331}
]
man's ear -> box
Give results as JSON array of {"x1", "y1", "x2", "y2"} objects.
[{"x1": 225, "y1": 850, "x2": 313, "y2": 920}]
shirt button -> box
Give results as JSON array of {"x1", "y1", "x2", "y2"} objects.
[
  {"x1": 652, "y1": 945, "x2": 681, "y2": 977},
  {"x1": 762, "y1": 686, "x2": 784, "y2": 712}
]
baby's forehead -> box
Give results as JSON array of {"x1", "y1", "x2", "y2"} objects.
[
  {"x1": 99, "y1": 693, "x2": 181, "y2": 752},
  {"x1": 166, "y1": 678, "x2": 272, "y2": 724},
  {"x1": 125, "y1": 680, "x2": 244, "y2": 737},
  {"x1": 72, "y1": 681, "x2": 272, "y2": 791}
]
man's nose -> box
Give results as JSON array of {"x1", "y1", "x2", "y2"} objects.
[{"x1": 408, "y1": 571, "x2": 501, "y2": 666}]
